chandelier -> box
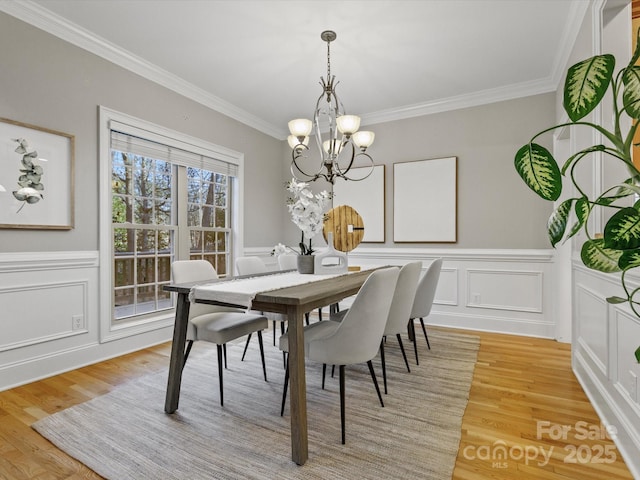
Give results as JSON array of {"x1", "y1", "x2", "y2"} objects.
[{"x1": 287, "y1": 30, "x2": 375, "y2": 184}]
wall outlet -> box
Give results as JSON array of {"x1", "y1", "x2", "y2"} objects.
[
  {"x1": 472, "y1": 293, "x2": 481, "y2": 303},
  {"x1": 72, "y1": 314, "x2": 84, "y2": 331}
]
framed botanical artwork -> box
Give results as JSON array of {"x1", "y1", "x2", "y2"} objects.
[
  {"x1": 332, "y1": 164, "x2": 385, "y2": 242},
  {"x1": 393, "y1": 156, "x2": 457, "y2": 242},
  {"x1": 0, "y1": 118, "x2": 74, "y2": 229}
]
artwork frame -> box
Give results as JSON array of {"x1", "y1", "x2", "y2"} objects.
[
  {"x1": 393, "y1": 156, "x2": 457, "y2": 243},
  {"x1": 332, "y1": 164, "x2": 385, "y2": 242},
  {"x1": 0, "y1": 118, "x2": 74, "y2": 230}
]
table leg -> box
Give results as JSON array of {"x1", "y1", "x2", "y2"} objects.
[
  {"x1": 286, "y1": 304, "x2": 308, "y2": 465},
  {"x1": 165, "y1": 292, "x2": 190, "y2": 414}
]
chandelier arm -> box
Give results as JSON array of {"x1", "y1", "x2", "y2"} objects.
[
  {"x1": 290, "y1": 144, "x2": 323, "y2": 181},
  {"x1": 334, "y1": 150, "x2": 375, "y2": 182},
  {"x1": 351, "y1": 152, "x2": 375, "y2": 181},
  {"x1": 334, "y1": 142, "x2": 356, "y2": 176}
]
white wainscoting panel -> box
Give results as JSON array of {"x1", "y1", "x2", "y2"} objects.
[
  {"x1": 466, "y1": 269, "x2": 543, "y2": 312},
  {"x1": 0, "y1": 280, "x2": 88, "y2": 351},
  {"x1": 612, "y1": 309, "x2": 640, "y2": 407},
  {"x1": 435, "y1": 267, "x2": 458, "y2": 306},
  {"x1": 575, "y1": 283, "x2": 609, "y2": 376},
  {"x1": 0, "y1": 251, "x2": 173, "y2": 391},
  {"x1": 572, "y1": 262, "x2": 640, "y2": 478},
  {"x1": 247, "y1": 246, "x2": 556, "y2": 338}
]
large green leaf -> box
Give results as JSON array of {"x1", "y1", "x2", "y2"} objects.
[
  {"x1": 575, "y1": 197, "x2": 590, "y2": 222},
  {"x1": 622, "y1": 66, "x2": 640, "y2": 119},
  {"x1": 567, "y1": 197, "x2": 590, "y2": 240},
  {"x1": 564, "y1": 54, "x2": 615, "y2": 122},
  {"x1": 548, "y1": 199, "x2": 574, "y2": 247},
  {"x1": 581, "y1": 239, "x2": 622, "y2": 273},
  {"x1": 635, "y1": 346, "x2": 640, "y2": 363},
  {"x1": 604, "y1": 207, "x2": 640, "y2": 250},
  {"x1": 619, "y1": 249, "x2": 640, "y2": 269},
  {"x1": 514, "y1": 143, "x2": 561, "y2": 201}
]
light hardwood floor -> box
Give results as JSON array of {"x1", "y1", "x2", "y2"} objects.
[{"x1": 0, "y1": 326, "x2": 634, "y2": 479}]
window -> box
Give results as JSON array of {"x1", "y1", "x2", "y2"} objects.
[
  {"x1": 111, "y1": 151, "x2": 175, "y2": 319},
  {"x1": 99, "y1": 107, "x2": 243, "y2": 340},
  {"x1": 187, "y1": 167, "x2": 230, "y2": 273}
]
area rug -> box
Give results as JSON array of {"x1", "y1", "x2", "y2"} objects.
[{"x1": 33, "y1": 329, "x2": 479, "y2": 480}]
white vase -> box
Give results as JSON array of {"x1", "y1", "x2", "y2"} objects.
[{"x1": 314, "y1": 232, "x2": 348, "y2": 274}]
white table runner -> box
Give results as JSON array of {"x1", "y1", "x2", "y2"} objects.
[{"x1": 190, "y1": 269, "x2": 369, "y2": 309}]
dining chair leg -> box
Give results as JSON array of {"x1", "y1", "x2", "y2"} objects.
[
  {"x1": 367, "y1": 360, "x2": 384, "y2": 408},
  {"x1": 318, "y1": 307, "x2": 323, "y2": 321},
  {"x1": 411, "y1": 320, "x2": 419, "y2": 365},
  {"x1": 257, "y1": 330, "x2": 267, "y2": 382},
  {"x1": 223, "y1": 343, "x2": 228, "y2": 369},
  {"x1": 241, "y1": 333, "x2": 252, "y2": 361},
  {"x1": 280, "y1": 359, "x2": 289, "y2": 417},
  {"x1": 419, "y1": 318, "x2": 431, "y2": 349},
  {"x1": 217, "y1": 345, "x2": 224, "y2": 406},
  {"x1": 339, "y1": 365, "x2": 346, "y2": 445},
  {"x1": 273, "y1": 320, "x2": 276, "y2": 346},
  {"x1": 396, "y1": 333, "x2": 411, "y2": 372},
  {"x1": 380, "y1": 339, "x2": 387, "y2": 394},
  {"x1": 305, "y1": 312, "x2": 310, "y2": 326},
  {"x1": 322, "y1": 364, "x2": 327, "y2": 389},
  {"x1": 183, "y1": 340, "x2": 194, "y2": 370},
  {"x1": 281, "y1": 323, "x2": 287, "y2": 369}
]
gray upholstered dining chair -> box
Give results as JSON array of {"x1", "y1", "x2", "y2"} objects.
[
  {"x1": 171, "y1": 260, "x2": 268, "y2": 406},
  {"x1": 276, "y1": 253, "x2": 298, "y2": 271},
  {"x1": 409, "y1": 258, "x2": 443, "y2": 364},
  {"x1": 379, "y1": 261, "x2": 422, "y2": 394},
  {"x1": 279, "y1": 267, "x2": 400, "y2": 444}
]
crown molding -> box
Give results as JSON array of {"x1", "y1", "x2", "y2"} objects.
[
  {"x1": 360, "y1": 77, "x2": 557, "y2": 127},
  {"x1": 0, "y1": 0, "x2": 285, "y2": 139},
  {"x1": 1, "y1": 0, "x2": 580, "y2": 140}
]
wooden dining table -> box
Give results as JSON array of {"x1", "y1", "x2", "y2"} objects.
[{"x1": 163, "y1": 267, "x2": 379, "y2": 465}]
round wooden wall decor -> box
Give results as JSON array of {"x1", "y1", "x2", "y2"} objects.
[{"x1": 323, "y1": 205, "x2": 364, "y2": 252}]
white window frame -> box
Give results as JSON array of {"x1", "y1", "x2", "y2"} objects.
[{"x1": 98, "y1": 106, "x2": 244, "y2": 342}]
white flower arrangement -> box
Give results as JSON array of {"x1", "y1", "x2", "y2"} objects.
[{"x1": 275, "y1": 178, "x2": 332, "y2": 256}]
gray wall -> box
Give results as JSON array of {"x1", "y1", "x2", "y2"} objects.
[
  {"x1": 372, "y1": 95, "x2": 556, "y2": 249},
  {"x1": 280, "y1": 94, "x2": 556, "y2": 250},
  {"x1": 0, "y1": 12, "x2": 285, "y2": 252},
  {"x1": 1, "y1": 11, "x2": 554, "y2": 254}
]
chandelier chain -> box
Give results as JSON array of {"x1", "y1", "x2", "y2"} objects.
[{"x1": 326, "y1": 38, "x2": 331, "y2": 80}]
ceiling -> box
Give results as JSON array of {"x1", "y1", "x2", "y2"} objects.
[{"x1": 2, "y1": 0, "x2": 588, "y2": 139}]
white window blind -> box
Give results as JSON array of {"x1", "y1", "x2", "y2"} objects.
[{"x1": 110, "y1": 124, "x2": 239, "y2": 177}]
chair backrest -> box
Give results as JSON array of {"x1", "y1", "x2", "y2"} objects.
[
  {"x1": 277, "y1": 253, "x2": 298, "y2": 271},
  {"x1": 384, "y1": 261, "x2": 422, "y2": 336},
  {"x1": 171, "y1": 260, "x2": 220, "y2": 321},
  {"x1": 306, "y1": 267, "x2": 399, "y2": 365},
  {"x1": 410, "y1": 258, "x2": 443, "y2": 319},
  {"x1": 236, "y1": 256, "x2": 268, "y2": 276}
]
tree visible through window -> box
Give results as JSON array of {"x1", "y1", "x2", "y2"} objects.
[{"x1": 111, "y1": 147, "x2": 232, "y2": 321}]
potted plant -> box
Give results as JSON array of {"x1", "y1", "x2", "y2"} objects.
[
  {"x1": 514, "y1": 31, "x2": 640, "y2": 362},
  {"x1": 274, "y1": 179, "x2": 332, "y2": 274}
]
